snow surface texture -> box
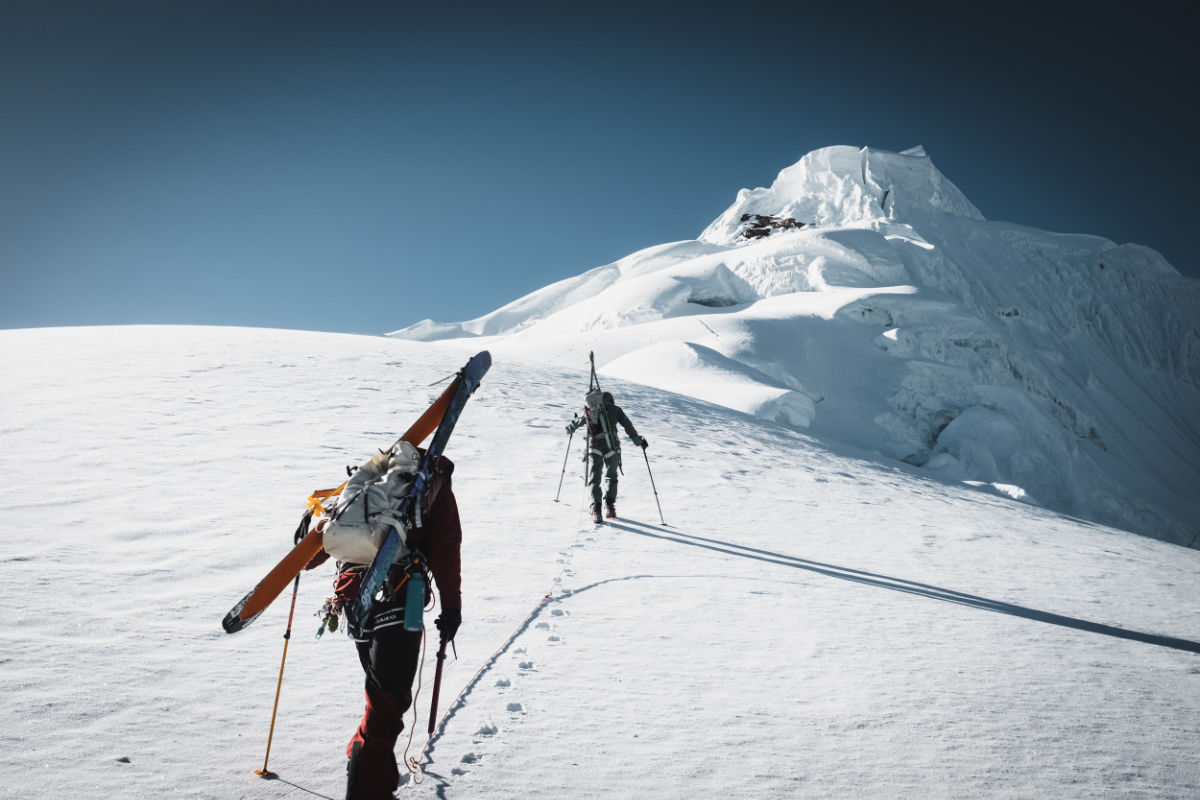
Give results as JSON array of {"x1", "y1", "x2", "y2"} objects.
[
  {"x1": 390, "y1": 145, "x2": 1200, "y2": 547},
  {"x1": 2, "y1": 326, "x2": 1199, "y2": 799}
]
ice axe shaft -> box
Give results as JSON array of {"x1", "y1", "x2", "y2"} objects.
[{"x1": 427, "y1": 636, "x2": 450, "y2": 736}]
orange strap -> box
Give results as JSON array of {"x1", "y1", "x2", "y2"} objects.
[{"x1": 306, "y1": 483, "x2": 347, "y2": 517}]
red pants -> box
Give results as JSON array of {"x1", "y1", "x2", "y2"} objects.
[
  {"x1": 344, "y1": 582, "x2": 423, "y2": 800},
  {"x1": 347, "y1": 683, "x2": 405, "y2": 799}
]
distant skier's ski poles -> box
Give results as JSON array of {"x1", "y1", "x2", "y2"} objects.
[
  {"x1": 255, "y1": 571, "x2": 301, "y2": 779},
  {"x1": 554, "y1": 421, "x2": 577, "y2": 502},
  {"x1": 641, "y1": 446, "x2": 666, "y2": 526}
]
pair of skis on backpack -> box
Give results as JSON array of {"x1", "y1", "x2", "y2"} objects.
[{"x1": 221, "y1": 351, "x2": 491, "y2": 636}]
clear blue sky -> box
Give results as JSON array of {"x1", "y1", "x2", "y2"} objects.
[{"x1": 2, "y1": 1, "x2": 1195, "y2": 334}]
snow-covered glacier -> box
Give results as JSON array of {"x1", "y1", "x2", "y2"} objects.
[{"x1": 390, "y1": 145, "x2": 1200, "y2": 546}]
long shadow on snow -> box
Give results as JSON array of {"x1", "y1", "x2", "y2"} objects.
[
  {"x1": 608, "y1": 520, "x2": 1200, "y2": 655},
  {"x1": 262, "y1": 777, "x2": 336, "y2": 800}
]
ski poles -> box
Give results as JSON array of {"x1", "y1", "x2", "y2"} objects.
[
  {"x1": 554, "y1": 422, "x2": 577, "y2": 502},
  {"x1": 255, "y1": 511, "x2": 311, "y2": 778},
  {"x1": 255, "y1": 572, "x2": 301, "y2": 779},
  {"x1": 641, "y1": 445, "x2": 666, "y2": 526}
]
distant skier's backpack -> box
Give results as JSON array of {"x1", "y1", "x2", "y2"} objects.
[
  {"x1": 323, "y1": 441, "x2": 421, "y2": 565},
  {"x1": 584, "y1": 389, "x2": 605, "y2": 426},
  {"x1": 584, "y1": 389, "x2": 620, "y2": 457}
]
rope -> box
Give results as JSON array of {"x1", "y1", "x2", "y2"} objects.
[
  {"x1": 399, "y1": 588, "x2": 442, "y2": 783},
  {"x1": 401, "y1": 624, "x2": 430, "y2": 784}
]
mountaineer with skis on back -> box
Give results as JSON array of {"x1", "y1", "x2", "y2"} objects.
[
  {"x1": 566, "y1": 389, "x2": 648, "y2": 523},
  {"x1": 224, "y1": 351, "x2": 488, "y2": 800},
  {"x1": 304, "y1": 440, "x2": 463, "y2": 800}
]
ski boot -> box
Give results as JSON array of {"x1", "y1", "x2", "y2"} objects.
[
  {"x1": 591, "y1": 503, "x2": 603, "y2": 525},
  {"x1": 604, "y1": 500, "x2": 616, "y2": 519}
]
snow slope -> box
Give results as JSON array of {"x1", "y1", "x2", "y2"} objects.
[
  {"x1": 2, "y1": 326, "x2": 1199, "y2": 799},
  {"x1": 389, "y1": 145, "x2": 1200, "y2": 547}
]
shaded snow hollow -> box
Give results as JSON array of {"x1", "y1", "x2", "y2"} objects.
[{"x1": 390, "y1": 145, "x2": 1200, "y2": 546}]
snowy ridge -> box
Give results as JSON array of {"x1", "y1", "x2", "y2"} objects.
[{"x1": 389, "y1": 145, "x2": 1200, "y2": 545}]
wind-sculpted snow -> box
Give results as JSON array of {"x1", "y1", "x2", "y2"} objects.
[
  {"x1": 604, "y1": 340, "x2": 816, "y2": 428},
  {"x1": 388, "y1": 144, "x2": 1200, "y2": 545}
]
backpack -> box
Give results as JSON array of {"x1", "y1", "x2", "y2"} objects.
[
  {"x1": 584, "y1": 389, "x2": 605, "y2": 425},
  {"x1": 323, "y1": 441, "x2": 421, "y2": 565},
  {"x1": 584, "y1": 389, "x2": 620, "y2": 457}
]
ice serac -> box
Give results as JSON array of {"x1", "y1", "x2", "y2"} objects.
[
  {"x1": 699, "y1": 145, "x2": 984, "y2": 245},
  {"x1": 387, "y1": 144, "x2": 1200, "y2": 547}
]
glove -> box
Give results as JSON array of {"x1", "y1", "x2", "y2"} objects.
[
  {"x1": 435, "y1": 607, "x2": 462, "y2": 641},
  {"x1": 566, "y1": 423, "x2": 574, "y2": 434},
  {"x1": 639, "y1": 437, "x2": 648, "y2": 449}
]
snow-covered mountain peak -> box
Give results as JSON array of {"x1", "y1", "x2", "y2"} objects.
[
  {"x1": 389, "y1": 144, "x2": 1200, "y2": 547},
  {"x1": 699, "y1": 145, "x2": 985, "y2": 245}
]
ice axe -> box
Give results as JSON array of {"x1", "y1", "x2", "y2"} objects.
[{"x1": 428, "y1": 635, "x2": 451, "y2": 735}]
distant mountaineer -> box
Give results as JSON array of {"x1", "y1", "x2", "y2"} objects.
[{"x1": 567, "y1": 389, "x2": 647, "y2": 523}]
